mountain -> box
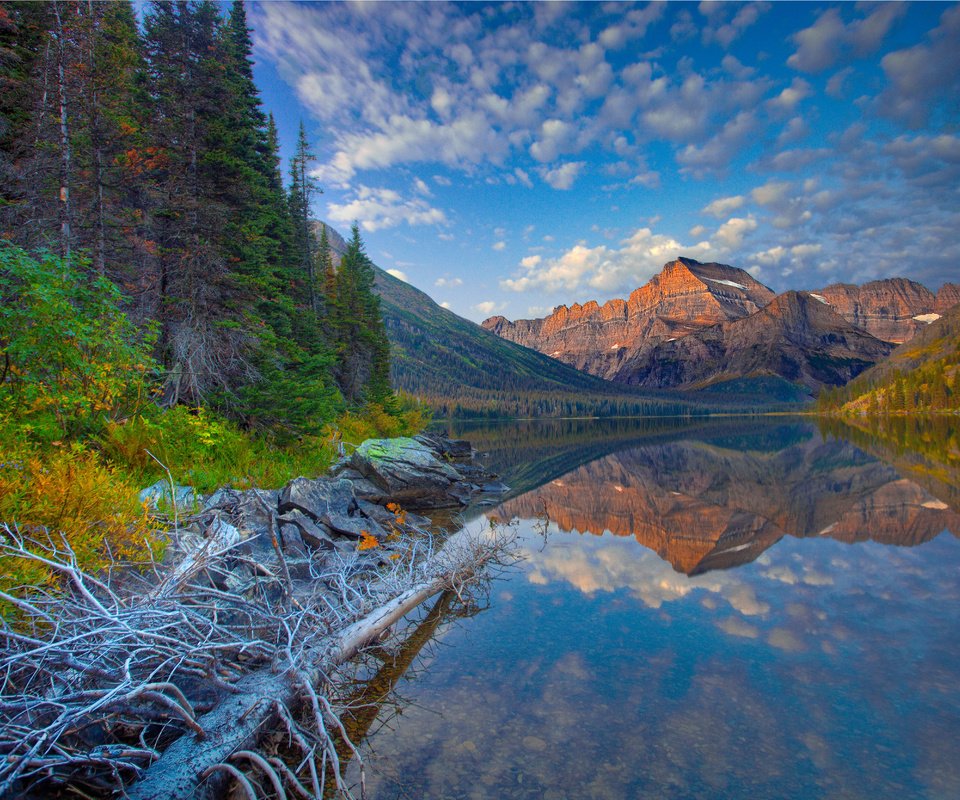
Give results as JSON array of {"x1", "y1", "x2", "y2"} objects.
[
  {"x1": 370, "y1": 266, "x2": 706, "y2": 417},
  {"x1": 810, "y1": 279, "x2": 950, "y2": 344},
  {"x1": 483, "y1": 257, "x2": 774, "y2": 380},
  {"x1": 818, "y1": 302, "x2": 960, "y2": 415},
  {"x1": 611, "y1": 291, "x2": 894, "y2": 393},
  {"x1": 481, "y1": 257, "x2": 952, "y2": 395}
]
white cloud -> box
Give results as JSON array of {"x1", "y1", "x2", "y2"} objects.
[
  {"x1": 514, "y1": 168, "x2": 534, "y2": 188},
  {"x1": 386, "y1": 269, "x2": 409, "y2": 282},
  {"x1": 474, "y1": 300, "x2": 504, "y2": 316},
  {"x1": 326, "y1": 185, "x2": 447, "y2": 232},
  {"x1": 677, "y1": 111, "x2": 757, "y2": 176},
  {"x1": 501, "y1": 226, "x2": 713, "y2": 296},
  {"x1": 788, "y1": 4, "x2": 907, "y2": 73},
  {"x1": 767, "y1": 78, "x2": 813, "y2": 114},
  {"x1": 492, "y1": 240, "x2": 506, "y2": 251},
  {"x1": 540, "y1": 161, "x2": 586, "y2": 190},
  {"x1": 412, "y1": 177, "x2": 432, "y2": 196},
  {"x1": 700, "y1": 1, "x2": 770, "y2": 49},
  {"x1": 434, "y1": 276, "x2": 463, "y2": 288},
  {"x1": 703, "y1": 195, "x2": 746, "y2": 218},
  {"x1": 751, "y1": 180, "x2": 793, "y2": 207},
  {"x1": 713, "y1": 216, "x2": 758, "y2": 250},
  {"x1": 878, "y1": 5, "x2": 960, "y2": 128},
  {"x1": 439, "y1": 301, "x2": 452, "y2": 309}
]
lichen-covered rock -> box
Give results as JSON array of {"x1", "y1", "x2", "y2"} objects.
[
  {"x1": 139, "y1": 481, "x2": 201, "y2": 512},
  {"x1": 338, "y1": 437, "x2": 466, "y2": 509}
]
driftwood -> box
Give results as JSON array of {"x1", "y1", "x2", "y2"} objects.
[{"x1": 0, "y1": 514, "x2": 513, "y2": 799}]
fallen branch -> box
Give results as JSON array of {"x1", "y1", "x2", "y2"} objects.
[{"x1": 0, "y1": 511, "x2": 514, "y2": 800}]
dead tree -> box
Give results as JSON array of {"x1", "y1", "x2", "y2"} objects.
[{"x1": 0, "y1": 518, "x2": 514, "y2": 799}]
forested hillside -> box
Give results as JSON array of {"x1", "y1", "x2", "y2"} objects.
[
  {"x1": 373, "y1": 267, "x2": 714, "y2": 418},
  {"x1": 0, "y1": 1, "x2": 392, "y2": 434},
  {"x1": 817, "y1": 304, "x2": 960, "y2": 415}
]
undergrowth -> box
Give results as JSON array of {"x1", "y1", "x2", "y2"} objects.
[{"x1": 0, "y1": 244, "x2": 428, "y2": 603}]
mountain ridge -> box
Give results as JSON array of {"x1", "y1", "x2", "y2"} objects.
[{"x1": 483, "y1": 257, "x2": 952, "y2": 395}]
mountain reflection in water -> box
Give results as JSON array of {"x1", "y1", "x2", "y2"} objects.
[
  {"x1": 489, "y1": 424, "x2": 959, "y2": 575},
  {"x1": 347, "y1": 419, "x2": 960, "y2": 800}
]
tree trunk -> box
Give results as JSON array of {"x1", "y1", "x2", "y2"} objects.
[
  {"x1": 127, "y1": 553, "x2": 487, "y2": 800},
  {"x1": 52, "y1": 0, "x2": 72, "y2": 259}
]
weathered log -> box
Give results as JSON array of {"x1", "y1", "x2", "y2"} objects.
[{"x1": 126, "y1": 537, "x2": 495, "y2": 800}]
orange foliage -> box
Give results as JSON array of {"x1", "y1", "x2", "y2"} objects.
[{"x1": 357, "y1": 530, "x2": 379, "y2": 551}]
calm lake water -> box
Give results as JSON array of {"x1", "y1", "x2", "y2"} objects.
[{"x1": 344, "y1": 417, "x2": 960, "y2": 800}]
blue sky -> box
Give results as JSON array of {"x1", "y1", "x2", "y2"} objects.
[{"x1": 249, "y1": 1, "x2": 959, "y2": 323}]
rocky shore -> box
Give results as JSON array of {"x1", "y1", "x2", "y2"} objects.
[
  {"x1": 2, "y1": 434, "x2": 511, "y2": 799},
  {"x1": 143, "y1": 432, "x2": 509, "y2": 580}
]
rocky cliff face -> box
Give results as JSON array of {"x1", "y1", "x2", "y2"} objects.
[
  {"x1": 613, "y1": 291, "x2": 894, "y2": 392},
  {"x1": 810, "y1": 279, "x2": 940, "y2": 343},
  {"x1": 936, "y1": 283, "x2": 960, "y2": 313},
  {"x1": 482, "y1": 257, "x2": 774, "y2": 380},
  {"x1": 483, "y1": 257, "x2": 948, "y2": 392}
]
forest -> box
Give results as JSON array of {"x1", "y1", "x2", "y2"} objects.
[
  {"x1": 1, "y1": 0, "x2": 396, "y2": 432},
  {"x1": 816, "y1": 305, "x2": 960, "y2": 416},
  {"x1": 0, "y1": 0, "x2": 427, "y2": 589}
]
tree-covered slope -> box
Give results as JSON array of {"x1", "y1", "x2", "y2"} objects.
[
  {"x1": 372, "y1": 267, "x2": 701, "y2": 417},
  {"x1": 817, "y1": 303, "x2": 960, "y2": 414}
]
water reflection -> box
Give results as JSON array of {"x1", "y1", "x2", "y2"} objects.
[
  {"x1": 350, "y1": 419, "x2": 960, "y2": 800},
  {"x1": 490, "y1": 422, "x2": 958, "y2": 574}
]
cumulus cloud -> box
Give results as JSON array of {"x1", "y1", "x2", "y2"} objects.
[
  {"x1": 713, "y1": 216, "x2": 758, "y2": 250},
  {"x1": 434, "y1": 276, "x2": 463, "y2": 288},
  {"x1": 492, "y1": 240, "x2": 507, "y2": 251},
  {"x1": 767, "y1": 78, "x2": 813, "y2": 115},
  {"x1": 326, "y1": 186, "x2": 447, "y2": 232},
  {"x1": 386, "y1": 268, "x2": 409, "y2": 282},
  {"x1": 700, "y1": 1, "x2": 771, "y2": 49},
  {"x1": 703, "y1": 195, "x2": 746, "y2": 218},
  {"x1": 501, "y1": 226, "x2": 713, "y2": 296},
  {"x1": 540, "y1": 161, "x2": 587, "y2": 190},
  {"x1": 787, "y1": 4, "x2": 907, "y2": 73},
  {"x1": 878, "y1": 5, "x2": 960, "y2": 128},
  {"x1": 474, "y1": 300, "x2": 505, "y2": 316},
  {"x1": 677, "y1": 111, "x2": 757, "y2": 176}
]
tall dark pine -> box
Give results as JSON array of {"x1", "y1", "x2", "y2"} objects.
[
  {"x1": 142, "y1": 0, "x2": 256, "y2": 406},
  {"x1": 332, "y1": 223, "x2": 394, "y2": 407},
  {"x1": 288, "y1": 121, "x2": 321, "y2": 315}
]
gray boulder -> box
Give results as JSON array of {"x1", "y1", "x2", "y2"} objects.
[
  {"x1": 278, "y1": 476, "x2": 387, "y2": 540},
  {"x1": 337, "y1": 437, "x2": 466, "y2": 509}
]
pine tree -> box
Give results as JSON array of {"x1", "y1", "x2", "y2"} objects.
[
  {"x1": 331, "y1": 223, "x2": 394, "y2": 407},
  {"x1": 288, "y1": 121, "x2": 321, "y2": 315}
]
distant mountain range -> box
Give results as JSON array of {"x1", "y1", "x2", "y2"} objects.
[
  {"x1": 315, "y1": 222, "x2": 719, "y2": 416},
  {"x1": 483, "y1": 257, "x2": 959, "y2": 395}
]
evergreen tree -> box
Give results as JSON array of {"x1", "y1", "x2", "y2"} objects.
[
  {"x1": 331, "y1": 223, "x2": 394, "y2": 407},
  {"x1": 288, "y1": 121, "x2": 321, "y2": 315}
]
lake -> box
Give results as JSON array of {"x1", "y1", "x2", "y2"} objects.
[{"x1": 342, "y1": 417, "x2": 960, "y2": 800}]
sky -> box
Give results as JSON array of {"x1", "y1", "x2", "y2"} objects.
[{"x1": 248, "y1": 1, "x2": 960, "y2": 323}]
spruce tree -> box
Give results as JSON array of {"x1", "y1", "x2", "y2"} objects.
[{"x1": 331, "y1": 223, "x2": 394, "y2": 407}]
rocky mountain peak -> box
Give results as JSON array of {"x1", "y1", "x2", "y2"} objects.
[
  {"x1": 481, "y1": 256, "x2": 777, "y2": 380},
  {"x1": 811, "y1": 278, "x2": 940, "y2": 343}
]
